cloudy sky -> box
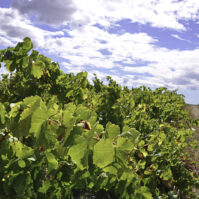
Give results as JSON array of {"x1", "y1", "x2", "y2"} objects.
[{"x1": 0, "y1": 0, "x2": 199, "y2": 104}]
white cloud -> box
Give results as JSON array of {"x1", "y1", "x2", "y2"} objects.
[
  {"x1": 171, "y1": 34, "x2": 191, "y2": 43},
  {"x1": 71, "y1": 0, "x2": 199, "y2": 30},
  {"x1": 171, "y1": 34, "x2": 185, "y2": 40},
  {"x1": 0, "y1": 8, "x2": 65, "y2": 48},
  {"x1": 10, "y1": 0, "x2": 199, "y2": 30},
  {"x1": 175, "y1": 0, "x2": 199, "y2": 20},
  {"x1": 44, "y1": 26, "x2": 157, "y2": 70},
  {"x1": 12, "y1": 0, "x2": 76, "y2": 25},
  {"x1": 0, "y1": 36, "x2": 14, "y2": 47},
  {"x1": 42, "y1": 24, "x2": 199, "y2": 90}
]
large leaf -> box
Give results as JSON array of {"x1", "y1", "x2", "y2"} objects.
[
  {"x1": 68, "y1": 137, "x2": 88, "y2": 170},
  {"x1": 30, "y1": 101, "x2": 49, "y2": 137},
  {"x1": 93, "y1": 139, "x2": 115, "y2": 168}
]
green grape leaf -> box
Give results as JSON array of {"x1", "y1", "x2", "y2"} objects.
[
  {"x1": 45, "y1": 151, "x2": 58, "y2": 173},
  {"x1": 0, "y1": 103, "x2": 6, "y2": 125},
  {"x1": 120, "y1": 128, "x2": 140, "y2": 143},
  {"x1": 9, "y1": 97, "x2": 42, "y2": 138},
  {"x1": 64, "y1": 103, "x2": 76, "y2": 113},
  {"x1": 95, "y1": 124, "x2": 104, "y2": 134},
  {"x1": 62, "y1": 110, "x2": 76, "y2": 129},
  {"x1": 115, "y1": 150, "x2": 129, "y2": 167},
  {"x1": 137, "y1": 186, "x2": 153, "y2": 199},
  {"x1": 68, "y1": 137, "x2": 88, "y2": 170},
  {"x1": 31, "y1": 63, "x2": 43, "y2": 79},
  {"x1": 22, "y1": 37, "x2": 33, "y2": 52},
  {"x1": 117, "y1": 137, "x2": 133, "y2": 151},
  {"x1": 18, "y1": 159, "x2": 26, "y2": 168},
  {"x1": 12, "y1": 116, "x2": 31, "y2": 138},
  {"x1": 141, "y1": 192, "x2": 153, "y2": 199},
  {"x1": 30, "y1": 104, "x2": 49, "y2": 137},
  {"x1": 103, "y1": 165, "x2": 118, "y2": 175},
  {"x1": 106, "y1": 122, "x2": 120, "y2": 139},
  {"x1": 47, "y1": 95, "x2": 58, "y2": 109},
  {"x1": 13, "y1": 141, "x2": 34, "y2": 159},
  {"x1": 20, "y1": 96, "x2": 41, "y2": 121},
  {"x1": 39, "y1": 180, "x2": 51, "y2": 194},
  {"x1": 160, "y1": 167, "x2": 172, "y2": 180},
  {"x1": 75, "y1": 105, "x2": 91, "y2": 120},
  {"x1": 88, "y1": 111, "x2": 97, "y2": 128},
  {"x1": 5, "y1": 60, "x2": 15, "y2": 72},
  {"x1": 13, "y1": 173, "x2": 30, "y2": 197},
  {"x1": 93, "y1": 139, "x2": 115, "y2": 168},
  {"x1": 22, "y1": 56, "x2": 29, "y2": 67}
]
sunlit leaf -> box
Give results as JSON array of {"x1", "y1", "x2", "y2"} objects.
[
  {"x1": 18, "y1": 159, "x2": 26, "y2": 168},
  {"x1": 39, "y1": 180, "x2": 51, "y2": 194},
  {"x1": 106, "y1": 122, "x2": 120, "y2": 139},
  {"x1": 93, "y1": 139, "x2": 115, "y2": 168},
  {"x1": 68, "y1": 137, "x2": 88, "y2": 170}
]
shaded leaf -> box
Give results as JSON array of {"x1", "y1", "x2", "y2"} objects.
[{"x1": 0, "y1": 103, "x2": 6, "y2": 125}]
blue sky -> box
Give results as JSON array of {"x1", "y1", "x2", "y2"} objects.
[{"x1": 0, "y1": 0, "x2": 199, "y2": 104}]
